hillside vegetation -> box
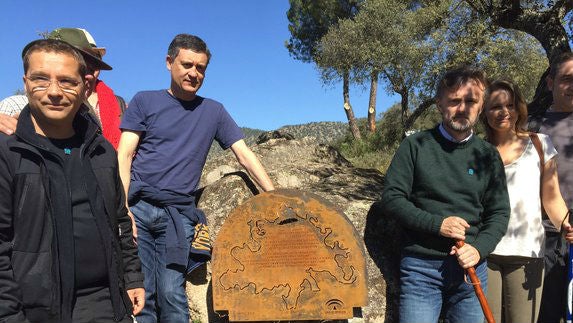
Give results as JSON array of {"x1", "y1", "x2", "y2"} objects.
[
  {"x1": 207, "y1": 121, "x2": 350, "y2": 159},
  {"x1": 208, "y1": 105, "x2": 447, "y2": 175},
  {"x1": 335, "y1": 104, "x2": 443, "y2": 174},
  {"x1": 277, "y1": 121, "x2": 349, "y2": 142}
]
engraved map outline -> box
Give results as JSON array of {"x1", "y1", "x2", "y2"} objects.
[{"x1": 216, "y1": 203, "x2": 358, "y2": 311}]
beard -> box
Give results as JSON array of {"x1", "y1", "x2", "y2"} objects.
[{"x1": 444, "y1": 115, "x2": 474, "y2": 133}]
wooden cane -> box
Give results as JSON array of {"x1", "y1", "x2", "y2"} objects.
[
  {"x1": 565, "y1": 209, "x2": 573, "y2": 323},
  {"x1": 455, "y1": 240, "x2": 495, "y2": 323}
]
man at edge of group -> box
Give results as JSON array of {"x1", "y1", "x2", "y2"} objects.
[
  {"x1": 380, "y1": 66, "x2": 510, "y2": 323},
  {"x1": 0, "y1": 38, "x2": 144, "y2": 323},
  {"x1": 117, "y1": 34, "x2": 275, "y2": 323},
  {"x1": 531, "y1": 51, "x2": 573, "y2": 323},
  {"x1": 0, "y1": 27, "x2": 125, "y2": 149}
]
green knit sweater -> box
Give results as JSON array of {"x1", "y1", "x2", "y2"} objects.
[{"x1": 381, "y1": 126, "x2": 510, "y2": 258}]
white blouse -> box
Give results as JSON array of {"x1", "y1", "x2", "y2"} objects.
[{"x1": 491, "y1": 133, "x2": 558, "y2": 258}]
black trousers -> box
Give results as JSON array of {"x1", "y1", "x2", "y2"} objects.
[
  {"x1": 73, "y1": 286, "x2": 133, "y2": 323},
  {"x1": 538, "y1": 231, "x2": 568, "y2": 323}
]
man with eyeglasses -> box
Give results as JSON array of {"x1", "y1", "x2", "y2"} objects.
[
  {"x1": 0, "y1": 28, "x2": 125, "y2": 149},
  {"x1": 0, "y1": 38, "x2": 144, "y2": 323}
]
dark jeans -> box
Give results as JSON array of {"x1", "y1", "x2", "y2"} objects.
[
  {"x1": 399, "y1": 254, "x2": 487, "y2": 323},
  {"x1": 538, "y1": 231, "x2": 567, "y2": 323},
  {"x1": 130, "y1": 199, "x2": 194, "y2": 323}
]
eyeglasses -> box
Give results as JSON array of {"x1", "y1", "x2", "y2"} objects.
[{"x1": 25, "y1": 75, "x2": 81, "y2": 94}]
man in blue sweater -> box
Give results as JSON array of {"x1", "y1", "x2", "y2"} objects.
[
  {"x1": 118, "y1": 34, "x2": 274, "y2": 323},
  {"x1": 381, "y1": 66, "x2": 510, "y2": 323}
]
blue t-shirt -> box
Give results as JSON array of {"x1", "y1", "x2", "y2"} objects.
[{"x1": 120, "y1": 90, "x2": 244, "y2": 195}]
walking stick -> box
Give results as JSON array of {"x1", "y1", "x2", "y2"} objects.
[
  {"x1": 566, "y1": 209, "x2": 573, "y2": 323},
  {"x1": 559, "y1": 242, "x2": 573, "y2": 323},
  {"x1": 455, "y1": 240, "x2": 495, "y2": 323}
]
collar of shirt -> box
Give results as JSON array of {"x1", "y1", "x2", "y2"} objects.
[
  {"x1": 546, "y1": 105, "x2": 573, "y2": 113},
  {"x1": 547, "y1": 105, "x2": 555, "y2": 112},
  {"x1": 439, "y1": 123, "x2": 473, "y2": 143}
]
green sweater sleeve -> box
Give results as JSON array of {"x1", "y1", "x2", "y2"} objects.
[
  {"x1": 381, "y1": 137, "x2": 444, "y2": 235},
  {"x1": 472, "y1": 152, "x2": 510, "y2": 258}
]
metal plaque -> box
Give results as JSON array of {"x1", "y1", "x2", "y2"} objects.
[{"x1": 212, "y1": 189, "x2": 368, "y2": 321}]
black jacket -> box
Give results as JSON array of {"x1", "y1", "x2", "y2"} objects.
[{"x1": 0, "y1": 106, "x2": 144, "y2": 323}]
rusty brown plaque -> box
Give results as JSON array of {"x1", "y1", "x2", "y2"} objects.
[{"x1": 212, "y1": 189, "x2": 368, "y2": 321}]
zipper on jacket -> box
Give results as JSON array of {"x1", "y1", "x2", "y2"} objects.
[
  {"x1": 16, "y1": 181, "x2": 31, "y2": 219},
  {"x1": 40, "y1": 163, "x2": 60, "y2": 317}
]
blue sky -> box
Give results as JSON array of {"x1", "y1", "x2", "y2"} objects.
[{"x1": 0, "y1": 0, "x2": 398, "y2": 130}]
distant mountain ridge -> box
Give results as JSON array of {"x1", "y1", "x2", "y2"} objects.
[{"x1": 208, "y1": 121, "x2": 349, "y2": 158}]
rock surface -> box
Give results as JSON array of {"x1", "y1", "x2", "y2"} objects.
[{"x1": 186, "y1": 137, "x2": 398, "y2": 323}]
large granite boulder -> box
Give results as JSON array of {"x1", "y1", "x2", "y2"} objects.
[{"x1": 187, "y1": 137, "x2": 399, "y2": 322}]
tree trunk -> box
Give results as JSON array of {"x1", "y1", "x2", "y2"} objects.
[
  {"x1": 343, "y1": 71, "x2": 362, "y2": 140},
  {"x1": 400, "y1": 88, "x2": 409, "y2": 129},
  {"x1": 367, "y1": 71, "x2": 378, "y2": 134},
  {"x1": 404, "y1": 98, "x2": 435, "y2": 131}
]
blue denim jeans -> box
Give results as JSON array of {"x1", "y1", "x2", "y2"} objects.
[
  {"x1": 131, "y1": 199, "x2": 195, "y2": 323},
  {"x1": 399, "y1": 254, "x2": 487, "y2": 323}
]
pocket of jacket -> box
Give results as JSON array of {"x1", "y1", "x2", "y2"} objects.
[
  {"x1": 11, "y1": 250, "x2": 53, "y2": 309},
  {"x1": 12, "y1": 176, "x2": 49, "y2": 252}
]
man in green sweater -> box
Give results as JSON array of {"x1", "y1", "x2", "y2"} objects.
[{"x1": 381, "y1": 66, "x2": 510, "y2": 323}]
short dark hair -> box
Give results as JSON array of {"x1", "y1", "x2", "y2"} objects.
[
  {"x1": 482, "y1": 79, "x2": 529, "y2": 140},
  {"x1": 167, "y1": 34, "x2": 211, "y2": 64},
  {"x1": 435, "y1": 66, "x2": 488, "y2": 100},
  {"x1": 549, "y1": 52, "x2": 573, "y2": 79},
  {"x1": 23, "y1": 39, "x2": 88, "y2": 78}
]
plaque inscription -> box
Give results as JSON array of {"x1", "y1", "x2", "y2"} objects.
[{"x1": 212, "y1": 189, "x2": 368, "y2": 321}]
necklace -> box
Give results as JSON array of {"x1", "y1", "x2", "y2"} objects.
[{"x1": 64, "y1": 148, "x2": 71, "y2": 155}]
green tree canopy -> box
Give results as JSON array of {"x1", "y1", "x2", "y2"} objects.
[
  {"x1": 317, "y1": 0, "x2": 550, "y2": 133},
  {"x1": 286, "y1": 0, "x2": 364, "y2": 139},
  {"x1": 286, "y1": 0, "x2": 361, "y2": 63}
]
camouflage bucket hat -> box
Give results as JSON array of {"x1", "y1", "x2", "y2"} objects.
[{"x1": 47, "y1": 28, "x2": 112, "y2": 70}]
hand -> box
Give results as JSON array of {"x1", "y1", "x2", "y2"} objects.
[
  {"x1": 440, "y1": 216, "x2": 470, "y2": 240},
  {"x1": 131, "y1": 223, "x2": 138, "y2": 244},
  {"x1": 563, "y1": 221, "x2": 573, "y2": 243},
  {"x1": 127, "y1": 209, "x2": 138, "y2": 244},
  {"x1": 450, "y1": 243, "x2": 480, "y2": 269},
  {"x1": 127, "y1": 287, "x2": 145, "y2": 315},
  {"x1": 0, "y1": 113, "x2": 18, "y2": 135}
]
